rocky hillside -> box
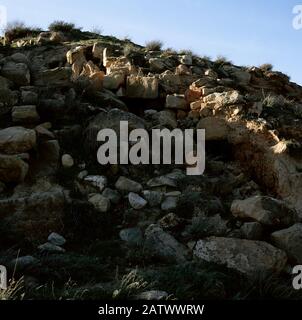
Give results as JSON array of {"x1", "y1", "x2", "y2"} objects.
[{"x1": 0, "y1": 29, "x2": 302, "y2": 300}]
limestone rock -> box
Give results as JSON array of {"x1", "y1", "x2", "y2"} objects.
[
  {"x1": 34, "y1": 67, "x2": 71, "y2": 87},
  {"x1": 0, "y1": 127, "x2": 36, "y2": 154},
  {"x1": 84, "y1": 175, "x2": 107, "y2": 192},
  {"x1": 126, "y1": 76, "x2": 158, "y2": 99},
  {"x1": 144, "y1": 225, "x2": 189, "y2": 263},
  {"x1": 161, "y1": 196, "x2": 178, "y2": 211},
  {"x1": 0, "y1": 154, "x2": 29, "y2": 183},
  {"x1": 1, "y1": 61, "x2": 30, "y2": 86},
  {"x1": 12, "y1": 105, "x2": 40, "y2": 124},
  {"x1": 166, "y1": 94, "x2": 187, "y2": 110},
  {"x1": 194, "y1": 237, "x2": 287, "y2": 275},
  {"x1": 271, "y1": 224, "x2": 302, "y2": 264},
  {"x1": 92, "y1": 43, "x2": 104, "y2": 60},
  {"x1": 142, "y1": 190, "x2": 164, "y2": 207},
  {"x1": 61, "y1": 154, "x2": 74, "y2": 168},
  {"x1": 48, "y1": 232, "x2": 66, "y2": 246},
  {"x1": 38, "y1": 242, "x2": 65, "y2": 254},
  {"x1": 115, "y1": 176, "x2": 143, "y2": 193},
  {"x1": 128, "y1": 192, "x2": 147, "y2": 209},
  {"x1": 223, "y1": 65, "x2": 251, "y2": 86},
  {"x1": 197, "y1": 117, "x2": 229, "y2": 140},
  {"x1": 103, "y1": 72, "x2": 125, "y2": 90},
  {"x1": 89, "y1": 194, "x2": 111, "y2": 213},
  {"x1": 240, "y1": 222, "x2": 263, "y2": 240},
  {"x1": 231, "y1": 196, "x2": 295, "y2": 227},
  {"x1": 203, "y1": 90, "x2": 244, "y2": 107}
]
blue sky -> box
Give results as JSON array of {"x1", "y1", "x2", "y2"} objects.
[{"x1": 1, "y1": 0, "x2": 302, "y2": 84}]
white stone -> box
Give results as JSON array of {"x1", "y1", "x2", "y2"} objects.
[
  {"x1": 128, "y1": 192, "x2": 147, "y2": 209},
  {"x1": 62, "y1": 154, "x2": 74, "y2": 168},
  {"x1": 48, "y1": 232, "x2": 66, "y2": 246},
  {"x1": 166, "y1": 94, "x2": 187, "y2": 110},
  {"x1": 89, "y1": 194, "x2": 111, "y2": 213}
]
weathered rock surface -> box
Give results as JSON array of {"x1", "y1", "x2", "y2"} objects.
[
  {"x1": 0, "y1": 127, "x2": 36, "y2": 154},
  {"x1": 1, "y1": 61, "x2": 30, "y2": 86},
  {"x1": 126, "y1": 76, "x2": 158, "y2": 99},
  {"x1": 12, "y1": 105, "x2": 40, "y2": 124},
  {"x1": 231, "y1": 196, "x2": 295, "y2": 226},
  {"x1": 1, "y1": 28, "x2": 302, "y2": 299},
  {"x1": 0, "y1": 154, "x2": 29, "y2": 182},
  {"x1": 271, "y1": 224, "x2": 302, "y2": 264},
  {"x1": 88, "y1": 194, "x2": 111, "y2": 213},
  {"x1": 115, "y1": 176, "x2": 143, "y2": 193},
  {"x1": 144, "y1": 225, "x2": 189, "y2": 263},
  {"x1": 128, "y1": 192, "x2": 147, "y2": 209},
  {"x1": 194, "y1": 237, "x2": 287, "y2": 275}
]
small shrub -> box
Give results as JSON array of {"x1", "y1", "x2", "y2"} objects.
[
  {"x1": 90, "y1": 26, "x2": 103, "y2": 36},
  {"x1": 162, "y1": 47, "x2": 177, "y2": 56},
  {"x1": 4, "y1": 21, "x2": 41, "y2": 42},
  {"x1": 234, "y1": 273, "x2": 301, "y2": 300},
  {"x1": 145, "y1": 40, "x2": 163, "y2": 51},
  {"x1": 0, "y1": 278, "x2": 25, "y2": 300},
  {"x1": 122, "y1": 35, "x2": 132, "y2": 42},
  {"x1": 48, "y1": 20, "x2": 81, "y2": 33},
  {"x1": 262, "y1": 94, "x2": 294, "y2": 108},
  {"x1": 200, "y1": 55, "x2": 212, "y2": 63},
  {"x1": 112, "y1": 269, "x2": 149, "y2": 299},
  {"x1": 144, "y1": 262, "x2": 242, "y2": 300},
  {"x1": 259, "y1": 63, "x2": 273, "y2": 72},
  {"x1": 178, "y1": 49, "x2": 194, "y2": 56},
  {"x1": 215, "y1": 55, "x2": 232, "y2": 65}
]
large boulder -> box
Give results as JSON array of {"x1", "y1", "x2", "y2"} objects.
[
  {"x1": 92, "y1": 43, "x2": 104, "y2": 60},
  {"x1": 271, "y1": 224, "x2": 302, "y2": 264},
  {"x1": 10, "y1": 53, "x2": 29, "y2": 65},
  {"x1": 231, "y1": 196, "x2": 295, "y2": 227},
  {"x1": 194, "y1": 237, "x2": 287, "y2": 276},
  {"x1": 126, "y1": 76, "x2": 158, "y2": 99},
  {"x1": 1, "y1": 61, "x2": 30, "y2": 86},
  {"x1": 103, "y1": 72, "x2": 125, "y2": 90},
  {"x1": 0, "y1": 154, "x2": 29, "y2": 183},
  {"x1": 166, "y1": 94, "x2": 187, "y2": 110},
  {"x1": 92, "y1": 89, "x2": 128, "y2": 110},
  {"x1": 12, "y1": 105, "x2": 40, "y2": 124},
  {"x1": 197, "y1": 117, "x2": 229, "y2": 140},
  {"x1": 66, "y1": 46, "x2": 86, "y2": 65},
  {"x1": 34, "y1": 67, "x2": 72, "y2": 87},
  {"x1": 0, "y1": 127, "x2": 36, "y2": 154},
  {"x1": 149, "y1": 58, "x2": 169, "y2": 73},
  {"x1": 203, "y1": 90, "x2": 244, "y2": 107},
  {"x1": 223, "y1": 66, "x2": 251, "y2": 86}
]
